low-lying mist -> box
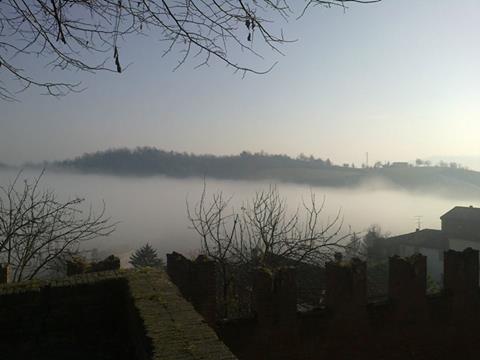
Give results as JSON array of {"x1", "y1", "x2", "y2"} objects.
[{"x1": 1, "y1": 168, "x2": 477, "y2": 264}]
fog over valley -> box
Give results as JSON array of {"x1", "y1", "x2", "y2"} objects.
[
  {"x1": 2, "y1": 0, "x2": 480, "y2": 357},
  {"x1": 1, "y1": 167, "x2": 477, "y2": 264}
]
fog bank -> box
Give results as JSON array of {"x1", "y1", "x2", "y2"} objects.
[{"x1": 1, "y1": 169, "x2": 476, "y2": 263}]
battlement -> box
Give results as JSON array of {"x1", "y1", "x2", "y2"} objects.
[
  {"x1": 166, "y1": 251, "x2": 217, "y2": 325},
  {"x1": 0, "y1": 264, "x2": 11, "y2": 284},
  {"x1": 167, "y1": 248, "x2": 480, "y2": 359},
  {"x1": 0, "y1": 268, "x2": 236, "y2": 360}
]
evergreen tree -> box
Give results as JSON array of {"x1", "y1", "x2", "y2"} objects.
[{"x1": 129, "y1": 243, "x2": 164, "y2": 269}]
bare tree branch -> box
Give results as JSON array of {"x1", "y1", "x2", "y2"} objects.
[
  {"x1": 0, "y1": 0, "x2": 380, "y2": 99},
  {"x1": 0, "y1": 170, "x2": 115, "y2": 281},
  {"x1": 187, "y1": 184, "x2": 351, "y2": 316}
]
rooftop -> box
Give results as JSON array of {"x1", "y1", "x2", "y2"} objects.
[
  {"x1": 441, "y1": 206, "x2": 480, "y2": 220},
  {"x1": 387, "y1": 229, "x2": 447, "y2": 250}
]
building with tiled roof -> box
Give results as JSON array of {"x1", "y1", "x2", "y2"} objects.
[
  {"x1": 375, "y1": 206, "x2": 480, "y2": 282},
  {"x1": 441, "y1": 206, "x2": 480, "y2": 241}
]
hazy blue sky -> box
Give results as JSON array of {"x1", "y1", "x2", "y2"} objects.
[{"x1": 1, "y1": 0, "x2": 479, "y2": 166}]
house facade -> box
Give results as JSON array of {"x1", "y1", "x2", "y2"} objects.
[
  {"x1": 441, "y1": 206, "x2": 480, "y2": 251},
  {"x1": 378, "y1": 206, "x2": 480, "y2": 282}
]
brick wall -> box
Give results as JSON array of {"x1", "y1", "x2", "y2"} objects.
[
  {"x1": 0, "y1": 264, "x2": 11, "y2": 284},
  {"x1": 166, "y1": 252, "x2": 217, "y2": 325},
  {"x1": 168, "y1": 248, "x2": 480, "y2": 360},
  {"x1": 0, "y1": 276, "x2": 137, "y2": 360},
  {"x1": 0, "y1": 268, "x2": 237, "y2": 360}
]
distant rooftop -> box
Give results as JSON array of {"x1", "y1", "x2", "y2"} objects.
[
  {"x1": 387, "y1": 229, "x2": 447, "y2": 250},
  {"x1": 441, "y1": 206, "x2": 480, "y2": 221}
]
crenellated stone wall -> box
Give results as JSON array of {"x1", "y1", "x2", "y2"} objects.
[
  {"x1": 166, "y1": 252, "x2": 217, "y2": 325},
  {"x1": 0, "y1": 264, "x2": 11, "y2": 284},
  {"x1": 167, "y1": 248, "x2": 480, "y2": 360},
  {"x1": 0, "y1": 268, "x2": 237, "y2": 360}
]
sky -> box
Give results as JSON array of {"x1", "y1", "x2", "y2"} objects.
[{"x1": 1, "y1": 0, "x2": 480, "y2": 167}]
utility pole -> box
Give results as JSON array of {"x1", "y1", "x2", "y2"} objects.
[{"x1": 366, "y1": 152, "x2": 369, "y2": 168}]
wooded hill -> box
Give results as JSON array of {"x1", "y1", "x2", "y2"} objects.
[{"x1": 53, "y1": 147, "x2": 480, "y2": 198}]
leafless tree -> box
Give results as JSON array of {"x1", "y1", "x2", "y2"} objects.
[
  {"x1": 0, "y1": 170, "x2": 115, "y2": 281},
  {"x1": 344, "y1": 231, "x2": 366, "y2": 259},
  {"x1": 187, "y1": 184, "x2": 350, "y2": 316},
  {"x1": 0, "y1": 0, "x2": 380, "y2": 100}
]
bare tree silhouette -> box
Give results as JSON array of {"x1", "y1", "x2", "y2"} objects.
[
  {"x1": 187, "y1": 184, "x2": 350, "y2": 316},
  {"x1": 0, "y1": 170, "x2": 115, "y2": 281},
  {"x1": 0, "y1": 0, "x2": 379, "y2": 100}
]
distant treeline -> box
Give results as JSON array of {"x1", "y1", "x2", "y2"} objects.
[
  {"x1": 52, "y1": 147, "x2": 480, "y2": 198},
  {"x1": 55, "y1": 147, "x2": 338, "y2": 178}
]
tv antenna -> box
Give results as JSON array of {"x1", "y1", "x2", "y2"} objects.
[{"x1": 414, "y1": 215, "x2": 423, "y2": 230}]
